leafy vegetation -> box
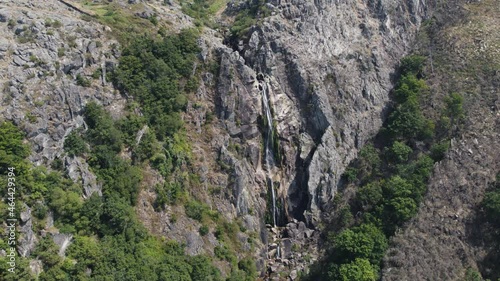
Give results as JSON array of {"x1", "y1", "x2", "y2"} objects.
[
  {"x1": 112, "y1": 29, "x2": 200, "y2": 141},
  {"x1": 180, "y1": 0, "x2": 228, "y2": 27},
  {"x1": 76, "y1": 74, "x2": 91, "y2": 87},
  {"x1": 80, "y1": 1, "x2": 157, "y2": 44},
  {"x1": 229, "y1": 0, "x2": 271, "y2": 42},
  {"x1": 63, "y1": 129, "x2": 87, "y2": 157},
  {"x1": 483, "y1": 180, "x2": 500, "y2": 225}
]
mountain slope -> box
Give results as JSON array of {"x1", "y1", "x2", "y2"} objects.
[{"x1": 382, "y1": 0, "x2": 500, "y2": 279}]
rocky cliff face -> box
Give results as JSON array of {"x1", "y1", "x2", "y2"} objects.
[
  {"x1": 0, "y1": 0, "x2": 122, "y2": 198},
  {"x1": 217, "y1": 0, "x2": 431, "y2": 227}
]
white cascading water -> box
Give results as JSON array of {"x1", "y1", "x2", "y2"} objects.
[
  {"x1": 261, "y1": 78, "x2": 281, "y2": 259},
  {"x1": 261, "y1": 79, "x2": 277, "y2": 227}
]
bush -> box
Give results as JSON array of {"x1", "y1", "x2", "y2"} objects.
[
  {"x1": 464, "y1": 268, "x2": 484, "y2": 281},
  {"x1": 0, "y1": 121, "x2": 30, "y2": 172},
  {"x1": 133, "y1": 130, "x2": 160, "y2": 163},
  {"x1": 48, "y1": 186, "x2": 83, "y2": 223},
  {"x1": 386, "y1": 141, "x2": 413, "y2": 164},
  {"x1": 84, "y1": 102, "x2": 123, "y2": 152},
  {"x1": 189, "y1": 255, "x2": 223, "y2": 281},
  {"x1": 358, "y1": 144, "x2": 381, "y2": 178},
  {"x1": 214, "y1": 244, "x2": 237, "y2": 265},
  {"x1": 430, "y1": 140, "x2": 449, "y2": 162},
  {"x1": 444, "y1": 92, "x2": 464, "y2": 121},
  {"x1": 238, "y1": 257, "x2": 258, "y2": 281},
  {"x1": 343, "y1": 167, "x2": 358, "y2": 183},
  {"x1": 76, "y1": 74, "x2": 91, "y2": 87},
  {"x1": 185, "y1": 200, "x2": 207, "y2": 221},
  {"x1": 199, "y1": 225, "x2": 209, "y2": 236},
  {"x1": 356, "y1": 181, "x2": 383, "y2": 211},
  {"x1": 155, "y1": 182, "x2": 182, "y2": 210},
  {"x1": 394, "y1": 74, "x2": 427, "y2": 103},
  {"x1": 337, "y1": 258, "x2": 377, "y2": 281},
  {"x1": 57, "y1": 47, "x2": 65, "y2": 57},
  {"x1": 333, "y1": 224, "x2": 388, "y2": 264},
  {"x1": 64, "y1": 130, "x2": 87, "y2": 157},
  {"x1": 399, "y1": 55, "x2": 425, "y2": 76},
  {"x1": 386, "y1": 97, "x2": 426, "y2": 140},
  {"x1": 92, "y1": 68, "x2": 102, "y2": 79}
]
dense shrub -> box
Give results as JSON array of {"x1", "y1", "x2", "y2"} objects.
[
  {"x1": 483, "y1": 178, "x2": 500, "y2": 225},
  {"x1": 399, "y1": 55, "x2": 426, "y2": 76},
  {"x1": 76, "y1": 74, "x2": 91, "y2": 87},
  {"x1": 229, "y1": 0, "x2": 271, "y2": 41},
  {"x1": 63, "y1": 130, "x2": 87, "y2": 157},
  {"x1": 185, "y1": 200, "x2": 209, "y2": 221},
  {"x1": 0, "y1": 121, "x2": 30, "y2": 172},
  {"x1": 337, "y1": 258, "x2": 377, "y2": 281}
]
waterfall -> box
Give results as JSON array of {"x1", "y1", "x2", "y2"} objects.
[{"x1": 261, "y1": 78, "x2": 278, "y2": 227}]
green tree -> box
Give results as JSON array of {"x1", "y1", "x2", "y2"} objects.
[
  {"x1": 64, "y1": 130, "x2": 88, "y2": 157},
  {"x1": 356, "y1": 181, "x2": 383, "y2": 211},
  {"x1": 358, "y1": 144, "x2": 381, "y2": 178},
  {"x1": 34, "y1": 236, "x2": 62, "y2": 268},
  {"x1": 237, "y1": 257, "x2": 258, "y2": 281},
  {"x1": 386, "y1": 96, "x2": 426, "y2": 140},
  {"x1": 483, "y1": 189, "x2": 500, "y2": 225},
  {"x1": 387, "y1": 196, "x2": 418, "y2": 223},
  {"x1": 100, "y1": 195, "x2": 136, "y2": 235},
  {"x1": 394, "y1": 74, "x2": 427, "y2": 103},
  {"x1": 48, "y1": 186, "x2": 83, "y2": 223},
  {"x1": 444, "y1": 92, "x2": 465, "y2": 135},
  {"x1": 383, "y1": 176, "x2": 415, "y2": 200},
  {"x1": 386, "y1": 141, "x2": 413, "y2": 164},
  {"x1": 189, "y1": 255, "x2": 223, "y2": 281},
  {"x1": 430, "y1": 141, "x2": 449, "y2": 161},
  {"x1": 444, "y1": 92, "x2": 464, "y2": 121},
  {"x1": 334, "y1": 224, "x2": 388, "y2": 264},
  {"x1": 338, "y1": 258, "x2": 377, "y2": 281},
  {"x1": 84, "y1": 102, "x2": 123, "y2": 153},
  {"x1": 399, "y1": 55, "x2": 425, "y2": 76},
  {"x1": 66, "y1": 235, "x2": 102, "y2": 273},
  {"x1": 0, "y1": 121, "x2": 30, "y2": 172}
]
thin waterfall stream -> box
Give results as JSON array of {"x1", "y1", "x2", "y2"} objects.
[
  {"x1": 261, "y1": 79, "x2": 278, "y2": 227},
  {"x1": 260, "y1": 76, "x2": 282, "y2": 260}
]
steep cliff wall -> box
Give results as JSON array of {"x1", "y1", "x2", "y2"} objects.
[
  {"x1": 382, "y1": 0, "x2": 500, "y2": 279},
  {"x1": 217, "y1": 0, "x2": 431, "y2": 227}
]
